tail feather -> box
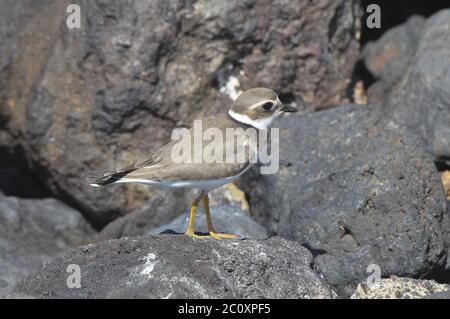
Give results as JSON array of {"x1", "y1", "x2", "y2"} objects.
[{"x1": 83, "y1": 170, "x2": 128, "y2": 187}]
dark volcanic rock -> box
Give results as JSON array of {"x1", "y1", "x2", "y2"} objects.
[
  {"x1": 362, "y1": 15, "x2": 425, "y2": 102},
  {"x1": 0, "y1": 0, "x2": 361, "y2": 226},
  {"x1": 98, "y1": 204, "x2": 268, "y2": 241},
  {"x1": 240, "y1": 104, "x2": 448, "y2": 297},
  {"x1": 0, "y1": 193, "x2": 94, "y2": 297},
  {"x1": 14, "y1": 236, "x2": 335, "y2": 299},
  {"x1": 382, "y1": 10, "x2": 450, "y2": 162}
]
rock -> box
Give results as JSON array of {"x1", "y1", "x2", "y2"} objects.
[
  {"x1": 0, "y1": 193, "x2": 94, "y2": 297},
  {"x1": 351, "y1": 276, "x2": 449, "y2": 299},
  {"x1": 13, "y1": 236, "x2": 335, "y2": 299},
  {"x1": 384, "y1": 10, "x2": 450, "y2": 162},
  {"x1": 2, "y1": 292, "x2": 35, "y2": 299},
  {"x1": 0, "y1": 0, "x2": 361, "y2": 227},
  {"x1": 239, "y1": 103, "x2": 448, "y2": 297},
  {"x1": 362, "y1": 15, "x2": 425, "y2": 101},
  {"x1": 422, "y1": 290, "x2": 450, "y2": 299},
  {"x1": 209, "y1": 183, "x2": 250, "y2": 214}
]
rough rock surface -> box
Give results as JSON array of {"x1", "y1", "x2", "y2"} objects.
[
  {"x1": 99, "y1": 204, "x2": 267, "y2": 241},
  {"x1": 240, "y1": 104, "x2": 448, "y2": 297},
  {"x1": 351, "y1": 276, "x2": 449, "y2": 299},
  {"x1": 0, "y1": 193, "x2": 94, "y2": 297},
  {"x1": 0, "y1": 0, "x2": 361, "y2": 227},
  {"x1": 14, "y1": 236, "x2": 335, "y2": 299},
  {"x1": 376, "y1": 10, "x2": 450, "y2": 163}
]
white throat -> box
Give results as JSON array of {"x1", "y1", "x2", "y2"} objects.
[{"x1": 228, "y1": 110, "x2": 279, "y2": 129}]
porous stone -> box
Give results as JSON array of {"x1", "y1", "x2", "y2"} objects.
[
  {"x1": 240, "y1": 103, "x2": 448, "y2": 297},
  {"x1": 351, "y1": 276, "x2": 449, "y2": 299},
  {"x1": 14, "y1": 236, "x2": 335, "y2": 299}
]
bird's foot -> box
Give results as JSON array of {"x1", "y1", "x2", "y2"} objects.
[
  {"x1": 208, "y1": 231, "x2": 240, "y2": 240},
  {"x1": 184, "y1": 231, "x2": 239, "y2": 240}
]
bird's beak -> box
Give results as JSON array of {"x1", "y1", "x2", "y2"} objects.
[{"x1": 280, "y1": 104, "x2": 298, "y2": 113}]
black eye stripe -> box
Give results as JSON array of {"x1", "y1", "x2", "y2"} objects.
[{"x1": 261, "y1": 102, "x2": 273, "y2": 111}]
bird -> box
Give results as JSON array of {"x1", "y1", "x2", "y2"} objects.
[{"x1": 84, "y1": 88, "x2": 297, "y2": 239}]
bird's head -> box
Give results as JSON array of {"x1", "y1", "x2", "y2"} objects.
[{"x1": 228, "y1": 88, "x2": 297, "y2": 129}]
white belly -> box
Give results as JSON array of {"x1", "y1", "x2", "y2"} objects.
[{"x1": 117, "y1": 163, "x2": 253, "y2": 191}]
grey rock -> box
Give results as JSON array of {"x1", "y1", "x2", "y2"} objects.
[
  {"x1": 99, "y1": 204, "x2": 268, "y2": 241},
  {"x1": 385, "y1": 10, "x2": 450, "y2": 162},
  {"x1": 14, "y1": 236, "x2": 335, "y2": 299},
  {"x1": 239, "y1": 103, "x2": 448, "y2": 297},
  {"x1": 3, "y1": 292, "x2": 35, "y2": 299},
  {"x1": 0, "y1": 0, "x2": 361, "y2": 227},
  {"x1": 0, "y1": 193, "x2": 94, "y2": 297}
]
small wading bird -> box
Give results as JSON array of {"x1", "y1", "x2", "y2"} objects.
[{"x1": 84, "y1": 88, "x2": 297, "y2": 239}]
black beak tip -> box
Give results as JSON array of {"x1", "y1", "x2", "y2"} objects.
[{"x1": 281, "y1": 105, "x2": 298, "y2": 113}]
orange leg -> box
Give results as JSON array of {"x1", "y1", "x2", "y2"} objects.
[{"x1": 202, "y1": 193, "x2": 239, "y2": 240}]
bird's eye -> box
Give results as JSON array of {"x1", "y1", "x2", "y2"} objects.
[{"x1": 261, "y1": 102, "x2": 273, "y2": 111}]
